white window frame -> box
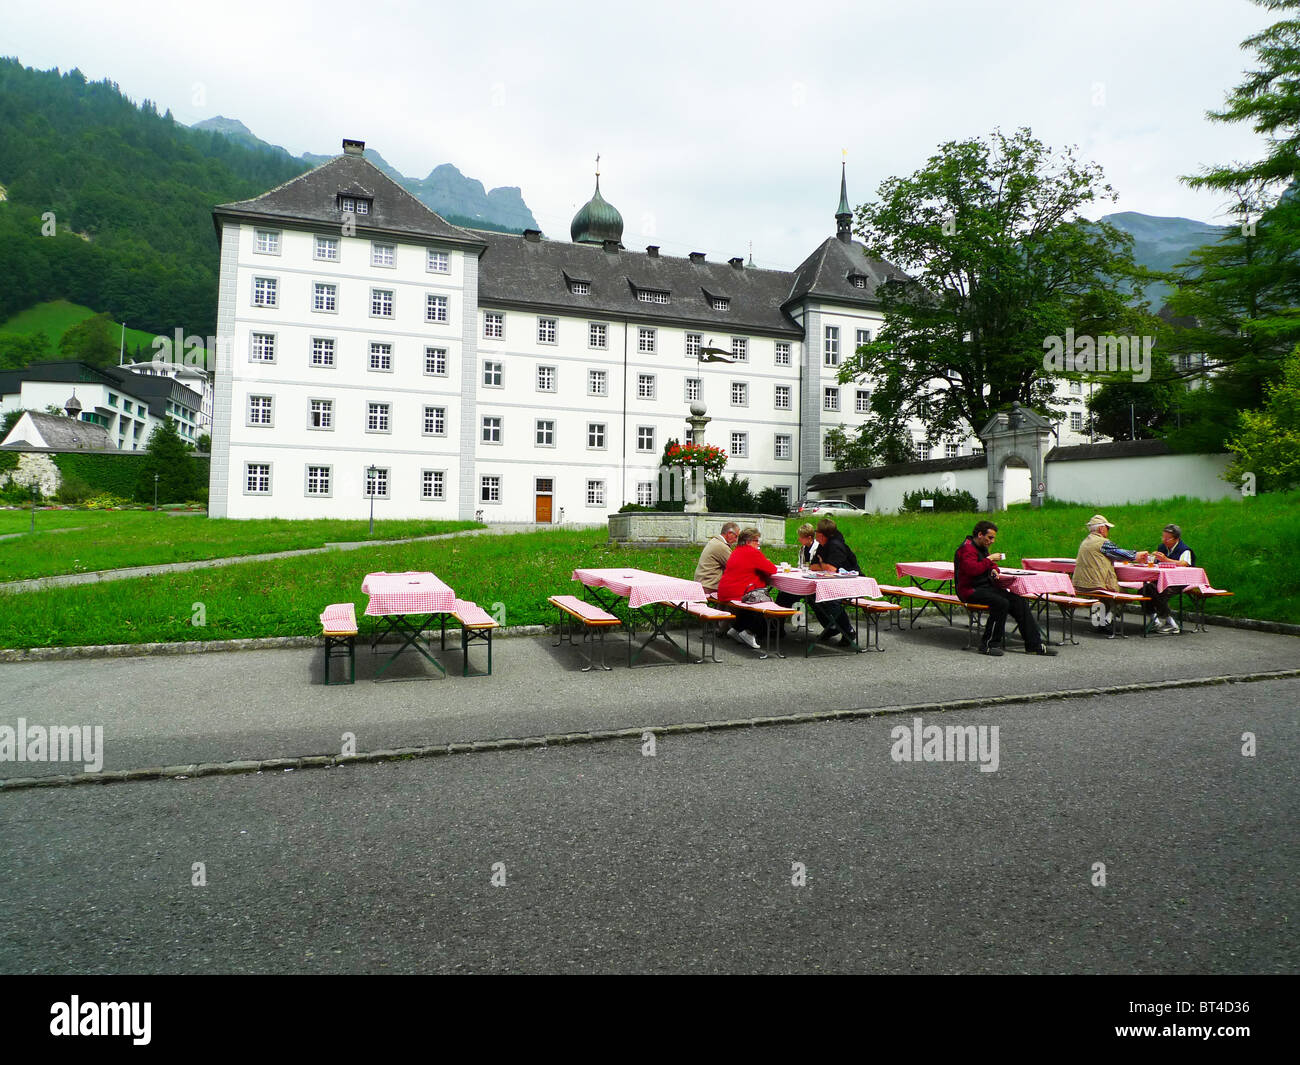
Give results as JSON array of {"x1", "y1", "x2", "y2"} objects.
[
  {"x1": 537, "y1": 317, "x2": 557, "y2": 344},
  {"x1": 685, "y1": 333, "x2": 701, "y2": 359},
  {"x1": 587, "y1": 422, "x2": 606, "y2": 449},
  {"x1": 637, "y1": 373, "x2": 656, "y2": 400},
  {"x1": 426, "y1": 294, "x2": 449, "y2": 323},
  {"x1": 424, "y1": 346, "x2": 448, "y2": 376},
  {"x1": 247, "y1": 394, "x2": 273, "y2": 427},
  {"x1": 685, "y1": 377, "x2": 702, "y2": 402},
  {"x1": 369, "y1": 342, "x2": 393, "y2": 373},
  {"x1": 423, "y1": 405, "x2": 447, "y2": 437},
  {"x1": 314, "y1": 235, "x2": 339, "y2": 261},
  {"x1": 308, "y1": 398, "x2": 333, "y2": 431},
  {"x1": 730, "y1": 432, "x2": 748, "y2": 458},
  {"x1": 421, "y1": 469, "x2": 446, "y2": 501},
  {"x1": 535, "y1": 419, "x2": 556, "y2": 447},
  {"x1": 824, "y1": 326, "x2": 840, "y2": 366},
  {"x1": 731, "y1": 381, "x2": 748, "y2": 407},
  {"x1": 824, "y1": 387, "x2": 840, "y2": 412},
  {"x1": 731, "y1": 337, "x2": 748, "y2": 362},
  {"x1": 482, "y1": 415, "x2": 503, "y2": 444},
  {"x1": 427, "y1": 249, "x2": 450, "y2": 274},
  {"x1": 313, "y1": 282, "x2": 338, "y2": 313},
  {"x1": 484, "y1": 312, "x2": 504, "y2": 339},
  {"x1": 250, "y1": 332, "x2": 276, "y2": 363},
  {"x1": 366, "y1": 402, "x2": 391, "y2": 433},
  {"x1": 244, "y1": 462, "x2": 271, "y2": 495},
  {"x1": 252, "y1": 276, "x2": 278, "y2": 308},
  {"x1": 586, "y1": 480, "x2": 606, "y2": 507},
  {"x1": 305, "y1": 464, "x2": 332, "y2": 497},
  {"x1": 310, "y1": 337, "x2": 335, "y2": 368},
  {"x1": 589, "y1": 322, "x2": 607, "y2": 349},
  {"x1": 638, "y1": 327, "x2": 656, "y2": 354},
  {"x1": 483, "y1": 361, "x2": 503, "y2": 388},
  {"x1": 536, "y1": 365, "x2": 557, "y2": 392},
  {"x1": 480, "y1": 475, "x2": 501, "y2": 504},
  {"x1": 775, "y1": 341, "x2": 791, "y2": 366},
  {"x1": 856, "y1": 389, "x2": 871, "y2": 413},
  {"x1": 636, "y1": 425, "x2": 655, "y2": 452},
  {"x1": 775, "y1": 434, "x2": 792, "y2": 460},
  {"x1": 364, "y1": 466, "x2": 390, "y2": 499},
  {"x1": 370, "y1": 288, "x2": 394, "y2": 318},
  {"x1": 774, "y1": 384, "x2": 791, "y2": 410},
  {"x1": 254, "y1": 229, "x2": 281, "y2": 255},
  {"x1": 588, "y1": 369, "x2": 608, "y2": 397},
  {"x1": 371, "y1": 242, "x2": 396, "y2": 268}
]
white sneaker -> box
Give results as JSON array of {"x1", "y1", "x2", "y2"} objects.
[
  {"x1": 1162, "y1": 616, "x2": 1180, "y2": 633},
  {"x1": 726, "y1": 627, "x2": 740, "y2": 642},
  {"x1": 739, "y1": 630, "x2": 761, "y2": 650}
]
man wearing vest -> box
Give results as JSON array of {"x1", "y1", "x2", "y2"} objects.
[
  {"x1": 1139, "y1": 523, "x2": 1195, "y2": 633},
  {"x1": 955, "y1": 520, "x2": 1056, "y2": 656},
  {"x1": 1073, "y1": 514, "x2": 1138, "y2": 635}
]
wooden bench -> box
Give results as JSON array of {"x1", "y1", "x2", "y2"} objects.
[
  {"x1": 1044, "y1": 593, "x2": 1101, "y2": 646},
  {"x1": 549, "y1": 594, "x2": 621, "y2": 671},
  {"x1": 320, "y1": 602, "x2": 358, "y2": 685},
  {"x1": 711, "y1": 598, "x2": 799, "y2": 658},
  {"x1": 682, "y1": 602, "x2": 735, "y2": 663},
  {"x1": 1182, "y1": 587, "x2": 1234, "y2": 633},
  {"x1": 877, "y1": 585, "x2": 992, "y2": 649},
  {"x1": 850, "y1": 598, "x2": 903, "y2": 651},
  {"x1": 436, "y1": 599, "x2": 498, "y2": 677},
  {"x1": 1080, "y1": 589, "x2": 1150, "y2": 638}
]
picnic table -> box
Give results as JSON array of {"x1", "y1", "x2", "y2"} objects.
[
  {"x1": 362, "y1": 571, "x2": 456, "y2": 678},
  {"x1": 768, "y1": 569, "x2": 884, "y2": 653},
  {"x1": 572, "y1": 567, "x2": 708, "y2": 665},
  {"x1": 894, "y1": 561, "x2": 1075, "y2": 643}
]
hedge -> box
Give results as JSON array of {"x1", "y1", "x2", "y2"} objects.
[
  {"x1": 0, "y1": 451, "x2": 18, "y2": 474},
  {"x1": 51, "y1": 452, "x2": 210, "y2": 500}
]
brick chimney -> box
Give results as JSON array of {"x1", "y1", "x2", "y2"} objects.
[{"x1": 342, "y1": 139, "x2": 365, "y2": 155}]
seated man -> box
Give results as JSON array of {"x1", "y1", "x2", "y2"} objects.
[
  {"x1": 956, "y1": 520, "x2": 1055, "y2": 656},
  {"x1": 808, "y1": 517, "x2": 859, "y2": 648},
  {"x1": 1139, "y1": 523, "x2": 1195, "y2": 633},
  {"x1": 694, "y1": 522, "x2": 738, "y2": 596},
  {"x1": 1073, "y1": 514, "x2": 1138, "y2": 634}
]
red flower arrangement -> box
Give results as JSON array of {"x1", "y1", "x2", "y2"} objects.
[{"x1": 662, "y1": 439, "x2": 728, "y2": 473}]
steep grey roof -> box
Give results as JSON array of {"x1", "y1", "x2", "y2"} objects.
[
  {"x1": 1, "y1": 411, "x2": 114, "y2": 451},
  {"x1": 474, "y1": 231, "x2": 803, "y2": 337},
  {"x1": 214, "y1": 153, "x2": 486, "y2": 249},
  {"x1": 785, "y1": 237, "x2": 910, "y2": 309},
  {"x1": 109, "y1": 368, "x2": 202, "y2": 421}
]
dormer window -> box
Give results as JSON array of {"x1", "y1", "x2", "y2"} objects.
[
  {"x1": 339, "y1": 195, "x2": 372, "y2": 215},
  {"x1": 848, "y1": 273, "x2": 867, "y2": 289},
  {"x1": 567, "y1": 276, "x2": 591, "y2": 295},
  {"x1": 710, "y1": 296, "x2": 729, "y2": 312},
  {"x1": 635, "y1": 288, "x2": 670, "y2": 304}
]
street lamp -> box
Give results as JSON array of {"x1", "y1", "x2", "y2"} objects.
[
  {"x1": 367, "y1": 464, "x2": 376, "y2": 536},
  {"x1": 153, "y1": 472, "x2": 159, "y2": 511}
]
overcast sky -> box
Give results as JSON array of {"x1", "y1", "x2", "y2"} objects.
[{"x1": 4, "y1": 0, "x2": 1279, "y2": 269}]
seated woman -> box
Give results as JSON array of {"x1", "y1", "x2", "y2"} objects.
[{"x1": 716, "y1": 526, "x2": 777, "y2": 651}]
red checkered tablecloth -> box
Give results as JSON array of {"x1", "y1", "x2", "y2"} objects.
[
  {"x1": 1021, "y1": 558, "x2": 1077, "y2": 574},
  {"x1": 895, "y1": 561, "x2": 954, "y2": 582},
  {"x1": 361, "y1": 571, "x2": 456, "y2": 615},
  {"x1": 996, "y1": 569, "x2": 1074, "y2": 597},
  {"x1": 572, "y1": 568, "x2": 707, "y2": 609},
  {"x1": 1113, "y1": 564, "x2": 1210, "y2": 592},
  {"x1": 769, "y1": 571, "x2": 882, "y2": 603}
]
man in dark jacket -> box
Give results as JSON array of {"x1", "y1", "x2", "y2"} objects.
[
  {"x1": 809, "y1": 518, "x2": 860, "y2": 648},
  {"x1": 955, "y1": 520, "x2": 1055, "y2": 656}
]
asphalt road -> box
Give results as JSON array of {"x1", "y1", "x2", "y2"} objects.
[{"x1": 1, "y1": 678, "x2": 1294, "y2": 974}]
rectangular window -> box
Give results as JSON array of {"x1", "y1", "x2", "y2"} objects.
[
  {"x1": 310, "y1": 399, "x2": 333, "y2": 430},
  {"x1": 311, "y1": 337, "x2": 335, "y2": 367},
  {"x1": 484, "y1": 312, "x2": 504, "y2": 339},
  {"x1": 314, "y1": 236, "x2": 339, "y2": 261},
  {"x1": 1069, "y1": 380, "x2": 1082, "y2": 395},
  {"x1": 424, "y1": 346, "x2": 447, "y2": 375},
  {"x1": 123, "y1": 401, "x2": 132, "y2": 413},
  {"x1": 340, "y1": 196, "x2": 371, "y2": 215},
  {"x1": 108, "y1": 393, "x2": 118, "y2": 407},
  {"x1": 636, "y1": 289, "x2": 670, "y2": 304},
  {"x1": 824, "y1": 326, "x2": 840, "y2": 366},
  {"x1": 730, "y1": 432, "x2": 748, "y2": 458},
  {"x1": 1070, "y1": 411, "x2": 1083, "y2": 431},
  {"x1": 366, "y1": 402, "x2": 390, "y2": 432},
  {"x1": 731, "y1": 381, "x2": 748, "y2": 406},
  {"x1": 636, "y1": 482, "x2": 653, "y2": 506},
  {"x1": 255, "y1": 229, "x2": 280, "y2": 255},
  {"x1": 917, "y1": 441, "x2": 931, "y2": 461},
  {"x1": 638, "y1": 327, "x2": 656, "y2": 354},
  {"x1": 536, "y1": 419, "x2": 555, "y2": 446},
  {"x1": 538, "y1": 317, "x2": 557, "y2": 344},
  {"x1": 253, "y1": 277, "x2": 278, "y2": 307},
  {"x1": 636, "y1": 426, "x2": 655, "y2": 451},
  {"x1": 971, "y1": 446, "x2": 984, "y2": 456},
  {"x1": 777, "y1": 485, "x2": 791, "y2": 506},
  {"x1": 586, "y1": 480, "x2": 606, "y2": 506},
  {"x1": 422, "y1": 470, "x2": 446, "y2": 500},
  {"x1": 685, "y1": 333, "x2": 701, "y2": 358},
  {"x1": 537, "y1": 365, "x2": 556, "y2": 392},
  {"x1": 710, "y1": 296, "x2": 729, "y2": 311},
  {"x1": 589, "y1": 322, "x2": 607, "y2": 349},
  {"x1": 685, "y1": 377, "x2": 701, "y2": 402},
  {"x1": 306, "y1": 465, "x2": 331, "y2": 496},
  {"x1": 569, "y1": 279, "x2": 590, "y2": 295},
  {"x1": 426, "y1": 294, "x2": 448, "y2": 323},
  {"x1": 427, "y1": 249, "x2": 449, "y2": 273},
  {"x1": 248, "y1": 395, "x2": 273, "y2": 425},
  {"x1": 482, "y1": 415, "x2": 502, "y2": 443},
  {"x1": 483, "y1": 361, "x2": 503, "y2": 387},
  {"x1": 774, "y1": 384, "x2": 791, "y2": 410},
  {"x1": 250, "y1": 333, "x2": 275, "y2": 362},
  {"x1": 637, "y1": 373, "x2": 656, "y2": 400},
  {"x1": 945, "y1": 443, "x2": 960, "y2": 458},
  {"x1": 245, "y1": 463, "x2": 271, "y2": 494},
  {"x1": 587, "y1": 422, "x2": 606, "y2": 448},
  {"x1": 424, "y1": 406, "x2": 446, "y2": 436},
  {"x1": 313, "y1": 283, "x2": 337, "y2": 312},
  {"x1": 365, "y1": 467, "x2": 389, "y2": 498},
  {"x1": 371, "y1": 243, "x2": 395, "y2": 267},
  {"x1": 775, "y1": 341, "x2": 791, "y2": 366},
  {"x1": 588, "y1": 369, "x2": 607, "y2": 396},
  {"x1": 775, "y1": 434, "x2": 791, "y2": 460},
  {"x1": 370, "y1": 289, "x2": 394, "y2": 317},
  {"x1": 369, "y1": 342, "x2": 393, "y2": 371},
  {"x1": 731, "y1": 337, "x2": 747, "y2": 362},
  {"x1": 480, "y1": 475, "x2": 501, "y2": 503},
  {"x1": 856, "y1": 328, "x2": 871, "y2": 348},
  {"x1": 823, "y1": 436, "x2": 836, "y2": 461},
  {"x1": 856, "y1": 389, "x2": 871, "y2": 413},
  {"x1": 824, "y1": 387, "x2": 840, "y2": 411}
]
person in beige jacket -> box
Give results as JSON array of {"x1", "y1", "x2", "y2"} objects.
[
  {"x1": 1074, "y1": 514, "x2": 1139, "y2": 633},
  {"x1": 693, "y1": 522, "x2": 739, "y2": 595}
]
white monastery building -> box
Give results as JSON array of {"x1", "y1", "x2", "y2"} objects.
[{"x1": 209, "y1": 140, "x2": 1092, "y2": 521}]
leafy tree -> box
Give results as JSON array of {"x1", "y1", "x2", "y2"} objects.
[
  {"x1": 0, "y1": 331, "x2": 50, "y2": 370},
  {"x1": 57, "y1": 312, "x2": 117, "y2": 366},
  {"x1": 1224, "y1": 344, "x2": 1300, "y2": 491},
  {"x1": 841, "y1": 127, "x2": 1155, "y2": 443},
  {"x1": 196, "y1": 433, "x2": 211, "y2": 453},
  {"x1": 1087, "y1": 351, "x2": 1184, "y2": 439},
  {"x1": 136, "y1": 417, "x2": 197, "y2": 504}
]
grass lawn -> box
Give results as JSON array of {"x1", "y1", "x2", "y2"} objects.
[
  {"x1": 0, "y1": 300, "x2": 158, "y2": 357},
  {"x1": 0, "y1": 512, "x2": 482, "y2": 581},
  {"x1": 0, "y1": 494, "x2": 1294, "y2": 649}
]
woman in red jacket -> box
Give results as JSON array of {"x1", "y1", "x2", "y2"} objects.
[{"x1": 716, "y1": 527, "x2": 777, "y2": 650}]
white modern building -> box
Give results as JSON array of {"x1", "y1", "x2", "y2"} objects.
[
  {"x1": 121, "y1": 360, "x2": 214, "y2": 433},
  {"x1": 209, "y1": 140, "x2": 1094, "y2": 521}
]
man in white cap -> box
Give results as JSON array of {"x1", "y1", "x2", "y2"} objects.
[{"x1": 1073, "y1": 514, "x2": 1138, "y2": 634}]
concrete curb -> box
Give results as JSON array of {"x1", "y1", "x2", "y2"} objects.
[{"x1": 4, "y1": 668, "x2": 1297, "y2": 791}]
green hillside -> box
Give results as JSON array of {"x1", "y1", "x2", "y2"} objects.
[
  {"x1": 0, "y1": 300, "x2": 159, "y2": 360},
  {"x1": 0, "y1": 59, "x2": 310, "y2": 338}
]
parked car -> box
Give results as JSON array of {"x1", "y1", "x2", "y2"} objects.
[{"x1": 795, "y1": 498, "x2": 863, "y2": 517}]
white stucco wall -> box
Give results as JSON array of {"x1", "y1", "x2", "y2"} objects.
[{"x1": 1047, "y1": 453, "x2": 1236, "y2": 505}]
